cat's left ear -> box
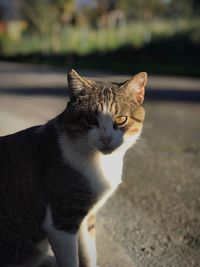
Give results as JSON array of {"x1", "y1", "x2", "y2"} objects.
[
  {"x1": 124, "y1": 72, "x2": 147, "y2": 104},
  {"x1": 67, "y1": 69, "x2": 95, "y2": 97}
]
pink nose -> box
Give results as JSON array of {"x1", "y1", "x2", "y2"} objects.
[{"x1": 100, "y1": 136, "x2": 112, "y2": 145}]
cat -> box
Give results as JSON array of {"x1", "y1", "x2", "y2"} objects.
[{"x1": 0, "y1": 69, "x2": 147, "y2": 267}]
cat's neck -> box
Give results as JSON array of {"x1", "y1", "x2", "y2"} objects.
[{"x1": 58, "y1": 132, "x2": 126, "y2": 190}]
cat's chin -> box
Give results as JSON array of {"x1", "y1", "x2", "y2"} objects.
[
  {"x1": 89, "y1": 144, "x2": 115, "y2": 155},
  {"x1": 98, "y1": 147, "x2": 117, "y2": 155},
  {"x1": 89, "y1": 141, "x2": 123, "y2": 155}
]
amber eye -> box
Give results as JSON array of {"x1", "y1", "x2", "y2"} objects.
[{"x1": 115, "y1": 116, "x2": 128, "y2": 126}]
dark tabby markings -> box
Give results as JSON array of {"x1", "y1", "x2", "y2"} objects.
[
  {"x1": 87, "y1": 215, "x2": 96, "y2": 237},
  {"x1": 64, "y1": 74, "x2": 146, "y2": 140}
]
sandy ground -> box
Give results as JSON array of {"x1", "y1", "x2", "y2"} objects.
[{"x1": 0, "y1": 62, "x2": 200, "y2": 267}]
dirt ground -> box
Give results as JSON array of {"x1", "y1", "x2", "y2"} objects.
[{"x1": 0, "y1": 62, "x2": 200, "y2": 267}]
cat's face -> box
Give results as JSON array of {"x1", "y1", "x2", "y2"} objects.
[{"x1": 64, "y1": 69, "x2": 147, "y2": 154}]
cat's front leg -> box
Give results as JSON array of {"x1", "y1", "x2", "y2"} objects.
[
  {"x1": 43, "y1": 207, "x2": 79, "y2": 267},
  {"x1": 79, "y1": 214, "x2": 97, "y2": 267},
  {"x1": 47, "y1": 229, "x2": 78, "y2": 267}
]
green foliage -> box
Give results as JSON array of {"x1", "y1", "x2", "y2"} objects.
[
  {"x1": 1, "y1": 18, "x2": 199, "y2": 56},
  {"x1": 117, "y1": 0, "x2": 165, "y2": 17},
  {"x1": 22, "y1": 0, "x2": 74, "y2": 35},
  {"x1": 0, "y1": 0, "x2": 199, "y2": 76}
]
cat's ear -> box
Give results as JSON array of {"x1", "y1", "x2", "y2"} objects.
[
  {"x1": 67, "y1": 69, "x2": 95, "y2": 97},
  {"x1": 124, "y1": 72, "x2": 147, "y2": 104}
]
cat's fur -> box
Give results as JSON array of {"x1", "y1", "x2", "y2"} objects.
[{"x1": 0, "y1": 69, "x2": 147, "y2": 267}]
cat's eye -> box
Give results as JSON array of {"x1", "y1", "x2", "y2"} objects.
[
  {"x1": 114, "y1": 116, "x2": 128, "y2": 126},
  {"x1": 85, "y1": 115, "x2": 98, "y2": 126}
]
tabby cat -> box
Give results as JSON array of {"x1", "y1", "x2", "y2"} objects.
[{"x1": 0, "y1": 69, "x2": 147, "y2": 267}]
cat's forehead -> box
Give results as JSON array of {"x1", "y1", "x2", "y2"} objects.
[
  {"x1": 79, "y1": 80, "x2": 138, "y2": 114},
  {"x1": 90, "y1": 80, "x2": 130, "y2": 101},
  {"x1": 92, "y1": 80, "x2": 120, "y2": 92},
  {"x1": 100, "y1": 79, "x2": 134, "y2": 94}
]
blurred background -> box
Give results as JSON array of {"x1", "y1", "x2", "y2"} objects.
[
  {"x1": 0, "y1": 1, "x2": 200, "y2": 267},
  {"x1": 0, "y1": 0, "x2": 199, "y2": 76}
]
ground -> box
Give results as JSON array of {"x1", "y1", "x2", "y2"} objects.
[{"x1": 0, "y1": 62, "x2": 200, "y2": 267}]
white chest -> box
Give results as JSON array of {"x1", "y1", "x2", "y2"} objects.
[
  {"x1": 89, "y1": 152, "x2": 124, "y2": 212},
  {"x1": 59, "y1": 135, "x2": 125, "y2": 212}
]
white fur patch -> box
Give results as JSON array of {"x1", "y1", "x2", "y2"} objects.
[
  {"x1": 58, "y1": 110, "x2": 142, "y2": 213},
  {"x1": 36, "y1": 239, "x2": 50, "y2": 255},
  {"x1": 79, "y1": 218, "x2": 97, "y2": 267},
  {"x1": 42, "y1": 207, "x2": 79, "y2": 267},
  {"x1": 58, "y1": 133, "x2": 125, "y2": 212}
]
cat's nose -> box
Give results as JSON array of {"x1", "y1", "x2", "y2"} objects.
[{"x1": 100, "y1": 136, "x2": 112, "y2": 145}]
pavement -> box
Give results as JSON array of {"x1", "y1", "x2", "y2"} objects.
[{"x1": 0, "y1": 61, "x2": 200, "y2": 267}]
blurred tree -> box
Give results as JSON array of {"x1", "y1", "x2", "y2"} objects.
[
  {"x1": 22, "y1": 0, "x2": 74, "y2": 36},
  {"x1": 116, "y1": 0, "x2": 168, "y2": 19},
  {"x1": 96, "y1": 0, "x2": 117, "y2": 14},
  {"x1": 192, "y1": 0, "x2": 200, "y2": 14},
  {"x1": 169, "y1": 0, "x2": 193, "y2": 17},
  {"x1": 115, "y1": 0, "x2": 199, "y2": 19},
  {"x1": 94, "y1": 0, "x2": 121, "y2": 28},
  {"x1": 115, "y1": 0, "x2": 167, "y2": 43}
]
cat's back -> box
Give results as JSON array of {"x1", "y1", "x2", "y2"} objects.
[
  {"x1": 0, "y1": 125, "x2": 41, "y2": 153},
  {"x1": 0, "y1": 126, "x2": 48, "y2": 264},
  {"x1": 0, "y1": 125, "x2": 46, "y2": 214},
  {"x1": 0, "y1": 126, "x2": 43, "y2": 177},
  {"x1": 0, "y1": 125, "x2": 47, "y2": 206}
]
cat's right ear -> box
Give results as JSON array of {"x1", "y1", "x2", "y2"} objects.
[{"x1": 67, "y1": 69, "x2": 95, "y2": 97}]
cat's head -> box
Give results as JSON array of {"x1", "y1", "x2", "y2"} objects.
[{"x1": 63, "y1": 69, "x2": 147, "y2": 155}]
